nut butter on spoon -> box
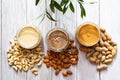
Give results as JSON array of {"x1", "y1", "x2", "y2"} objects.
[
  {"x1": 46, "y1": 28, "x2": 69, "y2": 52},
  {"x1": 16, "y1": 25, "x2": 42, "y2": 49},
  {"x1": 76, "y1": 22, "x2": 100, "y2": 46}
]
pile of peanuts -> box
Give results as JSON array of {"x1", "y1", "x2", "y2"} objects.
[
  {"x1": 43, "y1": 38, "x2": 78, "y2": 76},
  {"x1": 7, "y1": 36, "x2": 44, "y2": 75},
  {"x1": 79, "y1": 27, "x2": 117, "y2": 70}
]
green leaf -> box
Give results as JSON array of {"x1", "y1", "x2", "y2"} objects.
[
  {"x1": 89, "y1": 2, "x2": 97, "y2": 4},
  {"x1": 78, "y1": 2, "x2": 86, "y2": 18},
  {"x1": 60, "y1": 0, "x2": 69, "y2": 6},
  {"x1": 35, "y1": 0, "x2": 40, "y2": 6},
  {"x1": 46, "y1": 11, "x2": 57, "y2": 22},
  {"x1": 54, "y1": 1, "x2": 63, "y2": 12},
  {"x1": 78, "y1": 0, "x2": 84, "y2": 2},
  {"x1": 50, "y1": 1, "x2": 55, "y2": 13},
  {"x1": 69, "y1": 2, "x2": 74, "y2": 13},
  {"x1": 50, "y1": 4, "x2": 55, "y2": 13},
  {"x1": 63, "y1": 6, "x2": 68, "y2": 14}
]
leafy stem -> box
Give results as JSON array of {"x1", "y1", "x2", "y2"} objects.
[{"x1": 35, "y1": 0, "x2": 95, "y2": 22}]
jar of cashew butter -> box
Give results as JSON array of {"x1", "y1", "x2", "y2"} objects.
[{"x1": 16, "y1": 25, "x2": 42, "y2": 49}]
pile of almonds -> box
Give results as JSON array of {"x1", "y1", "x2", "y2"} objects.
[
  {"x1": 43, "y1": 38, "x2": 78, "y2": 76},
  {"x1": 7, "y1": 36, "x2": 44, "y2": 75},
  {"x1": 79, "y1": 27, "x2": 117, "y2": 70}
]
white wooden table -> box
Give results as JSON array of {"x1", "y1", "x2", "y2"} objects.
[{"x1": 0, "y1": 0, "x2": 120, "y2": 80}]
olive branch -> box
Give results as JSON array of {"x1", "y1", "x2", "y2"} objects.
[{"x1": 35, "y1": 0, "x2": 95, "y2": 22}]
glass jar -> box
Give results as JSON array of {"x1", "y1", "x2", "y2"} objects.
[{"x1": 46, "y1": 28, "x2": 69, "y2": 52}]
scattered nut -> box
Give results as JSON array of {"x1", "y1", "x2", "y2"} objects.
[
  {"x1": 7, "y1": 37, "x2": 44, "y2": 75},
  {"x1": 67, "y1": 70, "x2": 72, "y2": 75},
  {"x1": 101, "y1": 55, "x2": 106, "y2": 62},
  {"x1": 62, "y1": 71, "x2": 68, "y2": 77},
  {"x1": 37, "y1": 60, "x2": 43, "y2": 67},
  {"x1": 96, "y1": 64, "x2": 108, "y2": 70},
  {"x1": 44, "y1": 38, "x2": 78, "y2": 76},
  {"x1": 79, "y1": 46, "x2": 91, "y2": 52},
  {"x1": 103, "y1": 59, "x2": 112, "y2": 64},
  {"x1": 89, "y1": 57, "x2": 96, "y2": 63}
]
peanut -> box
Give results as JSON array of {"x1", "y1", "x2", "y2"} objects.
[
  {"x1": 111, "y1": 42, "x2": 117, "y2": 46},
  {"x1": 103, "y1": 59, "x2": 112, "y2": 64},
  {"x1": 112, "y1": 49, "x2": 117, "y2": 57},
  {"x1": 101, "y1": 47, "x2": 108, "y2": 51},
  {"x1": 89, "y1": 57, "x2": 96, "y2": 63},
  {"x1": 101, "y1": 51, "x2": 106, "y2": 55},
  {"x1": 98, "y1": 54, "x2": 102, "y2": 59},
  {"x1": 80, "y1": 46, "x2": 91, "y2": 52},
  {"x1": 106, "y1": 51, "x2": 111, "y2": 55},
  {"x1": 93, "y1": 52, "x2": 99, "y2": 57},
  {"x1": 104, "y1": 41, "x2": 110, "y2": 47},
  {"x1": 107, "y1": 46, "x2": 113, "y2": 51},
  {"x1": 104, "y1": 32, "x2": 111, "y2": 40},
  {"x1": 95, "y1": 47, "x2": 102, "y2": 52},
  {"x1": 96, "y1": 59, "x2": 100, "y2": 64},
  {"x1": 86, "y1": 52, "x2": 93, "y2": 58},
  {"x1": 101, "y1": 33, "x2": 107, "y2": 41},
  {"x1": 99, "y1": 38, "x2": 104, "y2": 47},
  {"x1": 106, "y1": 54, "x2": 112, "y2": 59},
  {"x1": 101, "y1": 55, "x2": 106, "y2": 62},
  {"x1": 99, "y1": 27, "x2": 105, "y2": 32},
  {"x1": 96, "y1": 64, "x2": 108, "y2": 70}
]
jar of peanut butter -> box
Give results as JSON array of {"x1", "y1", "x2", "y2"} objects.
[{"x1": 76, "y1": 22, "x2": 100, "y2": 46}]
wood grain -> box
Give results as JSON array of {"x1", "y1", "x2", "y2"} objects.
[
  {"x1": 0, "y1": 0, "x2": 2, "y2": 79},
  {"x1": 100, "y1": 0, "x2": 120, "y2": 80},
  {"x1": 76, "y1": 0, "x2": 100, "y2": 80},
  {"x1": 1, "y1": 0, "x2": 27, "y2": 80},
  {"x1": 53, "y1": 1, "x2": 77, "y2": 80},
  {"x1": 26, "y1": 0, "x2": 52, "y2": 80}
]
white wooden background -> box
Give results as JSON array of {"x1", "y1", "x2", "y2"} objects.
[{"x1": 0, "y1": 0, "x2": 120, "y2": 80}]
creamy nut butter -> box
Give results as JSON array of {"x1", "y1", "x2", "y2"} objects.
[
  {"x1": 76, "y1": 22, "x2": 100, "y2": 46},
  {"x1": 47, "y1": 28, "x2": 69, "y2": 52},
  {"x1": 17, "y1": 25, "x2": 41, "y2": 49}
]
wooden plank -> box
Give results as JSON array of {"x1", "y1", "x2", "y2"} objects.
[
  {"x1": 50, "y1": 1, "x2": 77, "y2": 80},
  {"x1": 1, "y1": 0, "x2": 27, "y2": 80},
  {"x1": 76, "y1": 0, "x2": 100, "y2": 80},
  {"x1": 0, "y1": 0, "x2": 2, "y2": 79},
  {"x1": 26, "y1": 0, "x2": 52, "y2": 80},
  {"x1": 100, "y1": 0, "x2": 120, "y2": 80}
]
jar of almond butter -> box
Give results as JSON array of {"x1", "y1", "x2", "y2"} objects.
[{"x1": 46, "y1": 28, "x2": 69, "y2": 52}]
